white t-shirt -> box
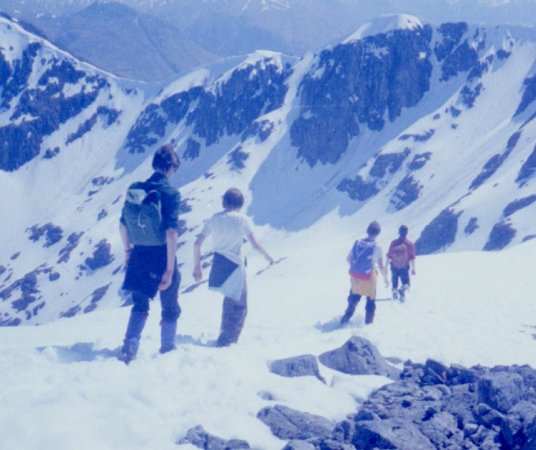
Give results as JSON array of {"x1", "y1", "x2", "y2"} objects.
[{"x1": 201, "y1": 210, "x2": 253, "y2": 264}]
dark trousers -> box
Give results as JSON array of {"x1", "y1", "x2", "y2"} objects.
[
  {"x1": 216, "y1": 285, "x2": 247, "y2": 347},
  {"x1": 124, "y1": 264, "x2": 181, "y2": 350},
  {"x1": 130, "y1": 264, "x2": 181, "y2": 321},
  {"x1": 391, "y1": 267, "x2": 410, "y2": 290},
  {"x1": 341, "y1": 292, "x2": 376, "y2": 325}
]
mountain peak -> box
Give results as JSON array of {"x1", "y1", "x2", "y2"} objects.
[{"x1": 343, "y1": 14, "x2": 424, "y2": 43}]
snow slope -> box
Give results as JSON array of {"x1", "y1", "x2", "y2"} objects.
[{"x1": 0, "y1": 216, "x2": 535, "y2": 449}]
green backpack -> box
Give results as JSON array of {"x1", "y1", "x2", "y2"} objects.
[{"x1": 122, "y1": 182, "x2": 166, "y2": 246}]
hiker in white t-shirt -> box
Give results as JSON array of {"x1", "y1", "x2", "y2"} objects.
[{"x1": 193, "y1": 188, "x2": 274, "y2": 347}]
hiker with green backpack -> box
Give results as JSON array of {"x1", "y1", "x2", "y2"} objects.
[
  {"x1": 119, "y1": 144, "x2": 182, "y2": 363},
  {"x1": 340, "y1": 221, "x2": 389, "y2": 326},
  {"x1": 387, "y1": 225, "x2": 416, "y2": 301}
]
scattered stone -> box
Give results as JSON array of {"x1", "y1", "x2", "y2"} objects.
[{"x1": 270, "y1": 354, "x2": 326, "y2": 383}]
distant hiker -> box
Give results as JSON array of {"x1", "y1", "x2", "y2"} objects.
[
  {"x1": 119, "y1": 144, "x2": 182, "y2": 363},
  {"x1": 193, "y1": 188, "x2": 274, "y2": 347},
  {"x1": 340, "y1": 221, "x2": 389, "y2": 326},
  {"x1": 387, "y1": 225, "x2": 416, "y2": 301}
]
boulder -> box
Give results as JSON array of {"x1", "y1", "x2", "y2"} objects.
[
  {"x1": 477, "y1": 372, "x2": 524, "y2": 413},
  {"x1": 352, "y1": 418, "x2": 436, "y2": 450},
  {"x1": 177, "y1": 425, "x2": 250, "y2": 450},
  {"x1": 270, "y1": 354, "x2": 326, "y2": 383},
  {"x1": 318, "y1": 336, "x2": 400, "y2": 379},
  {"x1": 500, "y1": 401, "x2": 536, "y2": 448},
  {"x1": 257, "y1": 405, "x2": 334, "y2": 440}
]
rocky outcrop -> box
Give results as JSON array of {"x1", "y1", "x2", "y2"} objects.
[{"x1": 257, "y1": 340, "x2": 536, "y2": 450}]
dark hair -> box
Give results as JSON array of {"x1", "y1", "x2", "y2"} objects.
[
  {"x1": 399, "y1": 225, "x2": 408, "y2": 237},
  {"x1": 152, "y1": 144, "x2": 180, "y2": 172},
  {"x1": 366, "y1": 221, "x2": 381, "y2": 237},
  {"x1": 222, "y1": 188, "x2": 244, "y2": 210}
]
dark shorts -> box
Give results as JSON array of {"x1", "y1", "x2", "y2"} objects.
[{"x1": 123, "y1": 245, "x2": 167, "y2": 298}]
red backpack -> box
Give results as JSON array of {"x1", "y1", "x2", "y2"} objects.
[{"x1": 389, "y1": 240, "x2": 409, "y2": 269}]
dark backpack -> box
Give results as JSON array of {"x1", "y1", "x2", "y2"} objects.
[
  {"x1": 350, "y1": 239, "x2": 375, "y2": 274},
  {"x1": 122, "y1": 181, "x2": 165, "y2": 246},
  {"x1": 389, "y1": 240, "x2": 409, "y2": 269}
]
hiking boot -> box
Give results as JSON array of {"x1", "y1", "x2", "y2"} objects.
[
  {"x1": 399, "y1": 284, "x2": 409, "y2": 302},
  {"x1": 120, "y1": 337, "x2": 139, "y2": 364},
  {"x1": 340, "y1": 315, "x2": 350, "y2": 326},
  {"x1": 365, "y1": 298, "x2": 376, "y2": 324},
  {"x1": 159, "y1": 320, "x2": 177, "y2": 354}
]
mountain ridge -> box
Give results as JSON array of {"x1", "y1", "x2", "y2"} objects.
[{"x1": 1, "y1": 13, "x2": 535, "y2": 327}]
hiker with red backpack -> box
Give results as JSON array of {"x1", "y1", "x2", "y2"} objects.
[
  {"x1": 387, "y1": 225, "x2": 416, "y2": 301},
  {"x1": 340, "y1": 221, "x2": 389, "y2": 326}
]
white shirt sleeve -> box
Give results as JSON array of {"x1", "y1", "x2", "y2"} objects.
[
  {"x1": 241, "y1": 216, "x2": 253, "y2": 237},
  {"x1": 200, "y1": 217, "x2": 213, "y2": 237}
]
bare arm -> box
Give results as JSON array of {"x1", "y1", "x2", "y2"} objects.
[
  {"x1": 159, "y1": 228, "x2": 178, "y2": 291},
  {"x1": 247, "y1": 232, "x2": 274, "y2": 264},
  {"x1": 377, "y1": 254, "x2": 389, "y2": 287},
  {"x1": 193, "y1": 233, "x2": 206, "y2": 281}
]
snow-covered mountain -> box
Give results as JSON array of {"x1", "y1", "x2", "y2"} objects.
[
  {"x1": 4, "y1": 0, "x2": 536, "y2": 83},
  {"x1": 1, "y1": 2, "x2": 217, "y2": 82},
  {"x1": 1, "y1": 13, "x2": 536, "y2": 330}
]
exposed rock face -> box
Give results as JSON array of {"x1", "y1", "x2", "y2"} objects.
[
  {"x1": 291, "y1": 26, "x2": 434, "y2": 167},
  {"x1": 415, "y1": 208, "x2": 462, "y2": 255},
  {"x1": 484, "y1": 221, "x2": 517, "y2": 251},
  {"x1": 0, "y1": 46, "x2": 111, "y2": 171}
]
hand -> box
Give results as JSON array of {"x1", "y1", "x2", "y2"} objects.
[
  {"x1": 266, "y1": 255, "x2": 275, "y2": 265},
  {"x1": 193, "y1": 265, "x2": 202, "y2": 282},
  {"x1": 411, "y1": 269, "x2": 416, "y2": 275},
  {"x1": 159, "y1": 269, "x2": 173, "y2": 291}
]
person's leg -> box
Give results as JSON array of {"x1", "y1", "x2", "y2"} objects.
[
  {"x1": 159, "y1": 265, "x2": 181, "y2": 353},
  {"x1": 392, "y1": 268, "x2": 400, "y2": 299},
  {"x1": 341, "y1": 292, "x2": 361, "y2": 325},
  {"x1": 365, "y1": 297, "x2": 376, "y2": 324},
  {"x1": 121, "y1": 291, "x2": 150, "y2": 363},
  {"x1": 399, "y1": 268, "x2": 410, "y2": 300},
  {"x1": 216, "y1": 286, "x2": 248, "y2": 347}
]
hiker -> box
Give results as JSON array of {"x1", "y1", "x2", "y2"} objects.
[
  {"x1": 340, "y1": 221, "x2": 389, "y2": 326},
  {"x1": 193, "y1": 188, "x2": 274, "y2": 347},
  {"x1": 387, "y1": 225, "x2": 416, "y2": 301},
  {"x1": 119, "y1": 144, "x2": 182, "y2": 363}
]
